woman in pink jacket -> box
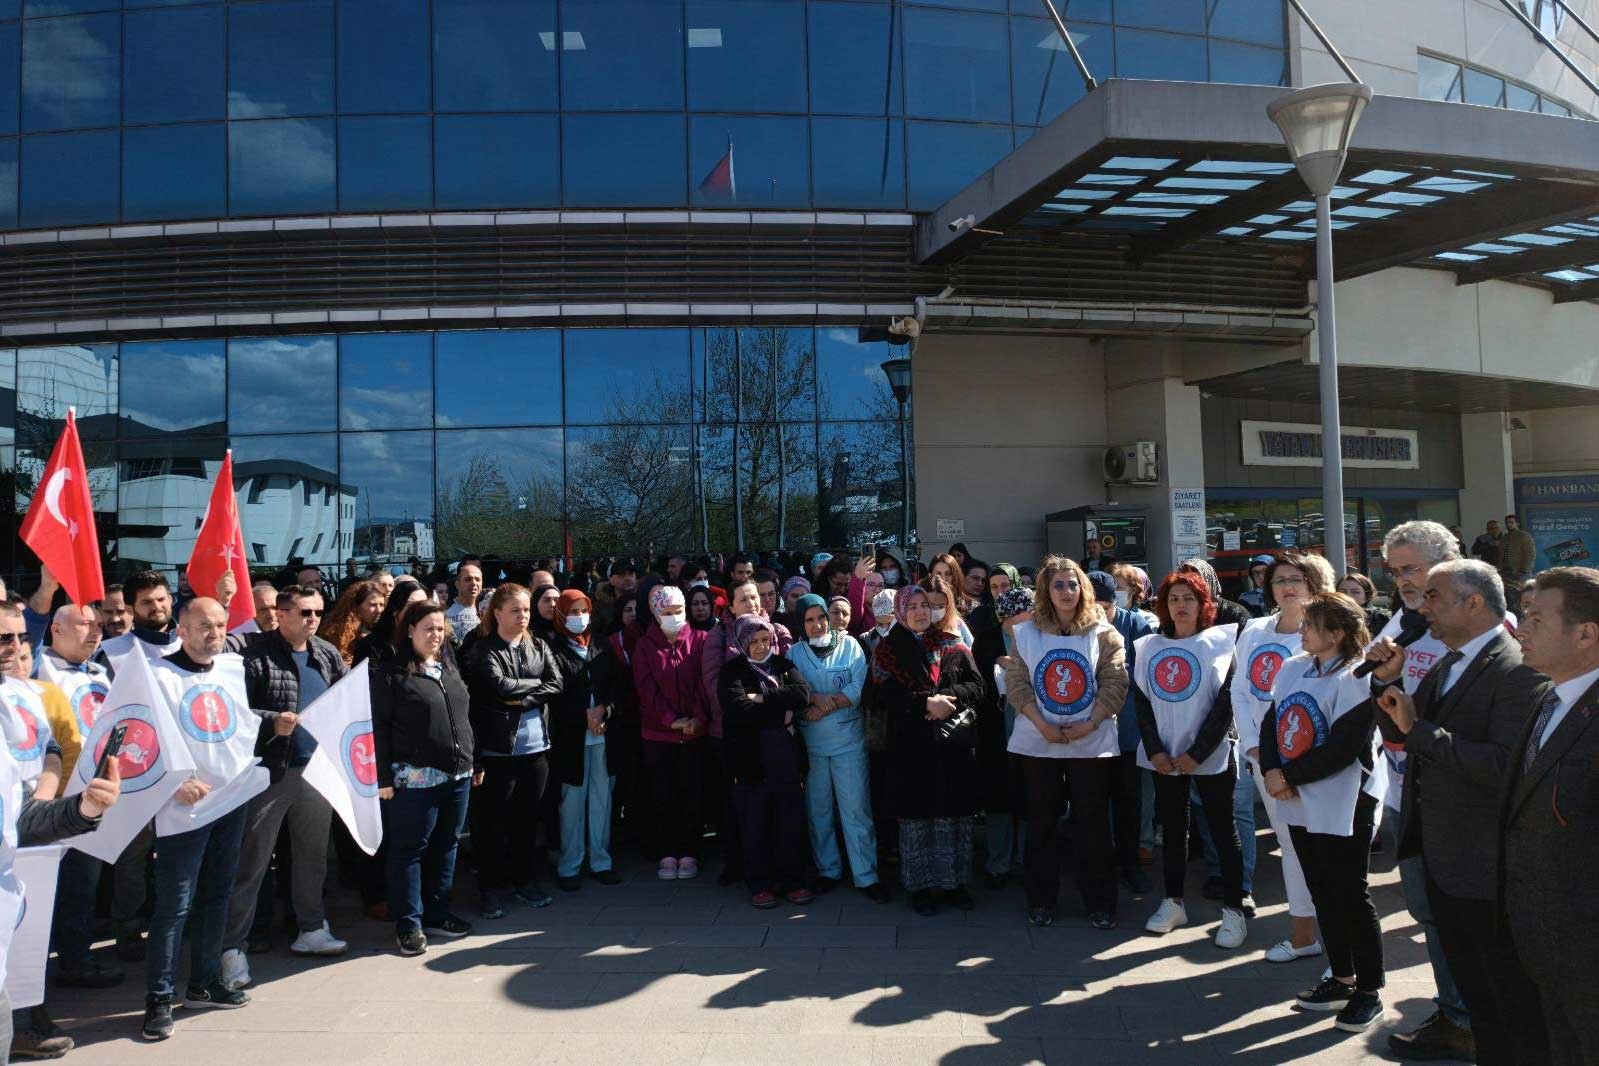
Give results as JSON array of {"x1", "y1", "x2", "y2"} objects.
[{"x1": 632, "y1": 584, "x2": 709, "y2": 881}]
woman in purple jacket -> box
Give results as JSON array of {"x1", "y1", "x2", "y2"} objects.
[{"x1": 632, "y1": 584, "x2": 710, "y2": 882}]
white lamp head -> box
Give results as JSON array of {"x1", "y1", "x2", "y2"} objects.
[{"x1": 1267, "y1": 82, "x2": 1373, "y2": 197}]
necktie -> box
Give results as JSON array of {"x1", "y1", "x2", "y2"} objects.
[
  {"x1": 1427, "y1": 650, "x2": 1464, "y2": 701},
  {"x1": 1522, "y1": 688, "x2": 1562, "y2": 774}
]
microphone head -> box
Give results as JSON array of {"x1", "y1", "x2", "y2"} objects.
[{"x1": 1396, "y1": 609, "x2": 1430, "y2": 644}]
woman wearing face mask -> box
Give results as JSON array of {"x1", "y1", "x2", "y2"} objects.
[
  {"x1": 1231, "y1": 550, "x2": 1333, "y2": 963},
  {"x1": 1134, "y1": 572, "x2": 1247, "y2": 949},
  {"x1": 548, "y1": 591, "x2": 628, "y2": 892},
  {"x1": 873, "y1": 585, "x2": 986, "y2": 916},
  {"x1": 923, "y1": 574, "x2": 976, "y2": 648},
  {"x1": 973, "y1": 587, "x2": 1035, "y2": 889},
  {"x1": 686, "y1": 587, "x2": 718, "y2": 632},
  {"x1": 876, "y1": 550, "x2": 904, "y2": 590},
  {"x1": 464, "y1": 584, "x2": 565, "y2": 917},
  {"x1": 1259, "y1": 592, "x2": 1387, "y2": 1034},
  {"x1": 1003, "y1": 556, "x2": 1129, "y2": 929},
  {"x1": 633, "y1": 585, "x2": 709, "y2": 881},
  {"x1": 788, "y1": 594, "x2": 886, "y2": 902},
  {"x1": 679, "y1": 561, "x2": 711, "y2": 591},
  {"x1": 718, "y1": 616, "x2": 814, "y2": 908}
]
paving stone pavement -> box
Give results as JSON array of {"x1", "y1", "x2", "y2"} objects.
[{"x1": 43, "y1": 829, "x2": 1446, "y2": 1066}]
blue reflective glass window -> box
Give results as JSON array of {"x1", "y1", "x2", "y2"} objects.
[
  {"x1": 566, "y1": 424, "x2": 695, "y2": 553},
  {"x1": 0, "y1": 24, "x2": 17, "y2": 136},
  {"x1": 120, "y1": 340, "x2": 226, "y2": 436},
  {"x1": 229, "y1": 0, "x2": 334, "y2": 119},
  {"x1": 906, "y1": 120, "x2": 1011, "y2": 211},
  {"x1": 340, "y1": 333, "x2": 432, "y2": 430},
  {"x1": 686, "y1": 0, "x2": 806, "y2": 114},
  {"x1": 0, "y1": 139, "x2": 15, "y2": 229},
  {"x1": 436, "y1": 427, "x2": 564, "y2": 558},
  {"x1": 694, "y1": 327, "x2": 815, "y2": 421},
  {"x1": 342, "y1": 430, "x2": 433, "y2": 537},
  {"x1": 1115, "y1": 0, "x2": 1204, "y2": 32},
  {"x1": 20, "y1": 130, "x2": 117, "y2": 227},
  {"x1": 819, "y1": 420, "x2": 905, "y2": 545},
  {"x1": 816, "y1": 329, "x2": 894, "y2": 420},
  {"x1": 229, "y1": 119, "x2": 335, "y2": 216},
  {"x1": 434, "y1": 330, "x2": 561, "y2": 428},
  {"x1": 1207, "y1": 0, "x2": 1286, "y2": 46},
  {"x1": 1011, "y1": 16, "x2": 1113, "y2": 126},
  {"x1": 690, "y1": 117, "x2": 808, "y2": 208},
  {"x1": 227, "y1": 432, "x2": 341, "y2": 568},
  {"x1": 565, "y1": 329, "x2": 692, "y2": 423},
  {"x1": 23, "y1": 0, "x2": 112, "y2": 15},
  {"x1": 808, "y1": 1, "x2": 902, "y2": 116},
  {"x1": 1058, "y1": 0, "x2": 1112, "y2": 20},
  {"x1": 1115, "y1": 27, "x2": 1207, "y2": 80},
  {"x1": 1209, "y1": 40, "x2": 1286, "y2": 86},
  {"x1": 228, "y1": 336, "x2": 337, "y2": 434},
  {"x1": 0, "y1": 0, "x2": 16, "y2": 16},
  {"x1": 562, "y1": 114, "x2": 684, "y2": 207},
  {"x1": 560, "y1": 0, "x2": 683, "y2": 110},
  {"x1": 920, "y1": 0, "x2": 1006, "y2": 10},
  {"x1": 22, "y1": 14, "x2": 120, "y2": 132},
  {"x1": 434, "y1": 0, "x2": 556, "y2": 112},
  {"x1": 339, "y1": 116, "x2": 431, "y2": 212},
  {"x1": 338, "y1": 0, "x2": 429, "y2": 114},
  {"x1": 435, "y1": 115, "x2": 558, "y2": 209},
  {"x1": 125, "y1": 0, "x2": 208, "y2": 7},
  {"x1": 125, "y1": 6, "x2": 224, "y2": 124},
  {"x1": 811, "y1": 117, "x2": 903, "y2": 209},
  {"x1": 123, "y1": 124, "x2": 225, "y2": 221},
  {"x1": 904, "y1": 8, "x2": 1010, "y2": 123}
]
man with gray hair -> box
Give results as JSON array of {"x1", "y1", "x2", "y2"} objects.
[{"x1": 1365, "y1": 556, "x2": 1539, "y2": 1064}]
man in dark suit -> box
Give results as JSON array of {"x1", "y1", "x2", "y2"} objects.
[
  {"x1": 1365, "y1": 559, "x2": 1542, "y2": 1066},
  {"x1": 1501, "y1": 566, "x2": 1599, "y2": 1066}
]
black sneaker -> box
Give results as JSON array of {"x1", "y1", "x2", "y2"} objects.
[
  {"x1": 1026, "y1": 907, "x2": 1055, "y2": 928},
  {"x1": 424, "y1": 914, "x2": 472, "y2": 939},
  {"x1": 55, "y1": 959, "x2": 125, "y2": 989},
  {"x1": 396, "y1": 928, "x2": 427, "y2": 956},
  {"x1": 947, "y1": 886, "x2": 976, "y2": 911},
  {"x1": 860, "y1": 882, "x2": 891, "y2": 904},
  {"x1": 1089, "y1": 911, "x2": 1117, "y2": 930},
  {"x1": 591, "y1": 868, "x2": 622, "y2": 886},
  {"x1": 479, "y1": 892, "x2": 506, "y2": 919},
  {"x1": 1334, "y1": 991, "x2": 1385, "y2": 1032},
  {"x1": 1296, "y1": 976, "x2": 1355, "y2": 1013},
  {"x1": 513, "y1": 882, "x2": 554, "y2": 908},
  {"x1": 1240, "y1": 894, "x2": 1257, "y2": 919},
  {"x1": 10, "y1": 1025, "x2": 72, "y2": 1059},
  {"x1": 556, "y1": 875, "x2": 583, "y2": 892},
  {"x1": 812, "y1": 875, "x2": 841, "y2": 895},
  {"x1": 141, "y1": 997, "x2": 174, "y2": 1042},
  {"x1": 184, "y1": 980, "x2": 250, "y2": 1009},
  {"x1": 911, "y1": 890, "x2": 938, "y2": 917},
  {"x1": 984, "y1": 871, "x2": 1008, "y2": 890}
]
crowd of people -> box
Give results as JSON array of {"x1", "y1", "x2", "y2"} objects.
[{"x1": 0, "y1": 521, "x2": 1594, "y2": 1064}]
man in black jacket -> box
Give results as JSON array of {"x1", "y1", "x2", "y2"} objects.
[
  {"x1": 1365, "y1": 560, "x2": 1542, "y2": 1066},
  {"x1": 220, "y1": 586, "x2": 349, "y2": 993},
  {"x1": 1500, "y1": 566, "x2": 1599, "y2": 1066}
]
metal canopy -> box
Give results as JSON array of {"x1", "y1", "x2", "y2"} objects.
[{"x1": 918, "y1": 80, "x2": 1599, "y2": 302}]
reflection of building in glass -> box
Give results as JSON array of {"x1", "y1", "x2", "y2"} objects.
[
  {"x1": 820, "y1": 452, "x2": 894, "y2": 551},
  {"x1": 354, "y1": 521, "x2": 436, "y2": 567}
]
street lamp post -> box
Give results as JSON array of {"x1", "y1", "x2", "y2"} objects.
[
  {"x1": 1268, "y1": 81, "x2": 1372, "y2": 578},
  {"x1": 881, "y1": 358, "x2": 913, "y2": 551}
]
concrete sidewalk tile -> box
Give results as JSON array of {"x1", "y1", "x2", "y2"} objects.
[
  {"x1": 597, "y1": 905, "x2": 721, "y2": 926},
  {"x1": 702, "y1": 1033, "x2": 875, "y2": 1065},
  {"x1": 677, "y1": 945, "x2": 825, "y2": 975},
  {"x1": 800, "y1": 982, "x2": 966, "y2": 1036},
  {"x1": 633, "y1": 924, "x2": 769, "y2": 948},
  {"x1": 534, "y1": 1034, "x2": 712, "y2": 1065},
  {"x1": 647, "y1": 998, "x2": 809, "y2": 1034},
  {"x1": 718, "y1": 901, "x2": 843, "y2": 925},
  {"x1": 873, "y1": 1034, "x2": 1047, "y2": 1065},
  {"x1": 764, "y1": 923, "x2": 896, "y2": 948}
]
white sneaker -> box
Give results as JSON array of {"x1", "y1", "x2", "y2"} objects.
[
  {"x1": 1214, "y1": 907, "x2": 1248, "y2": 949},
  {"x1": 221, "y1": 948, "x2": 251, "y2": 991},
  {"x1": 290, "y1": 921, "x2": 348, "y2": 957},
  {"x1": 1145, "y1": 898, "x2": 1188, "y2": 935},
  {"x1": 1265, "y1": 937, "x2": 1324, "y2": 963}
]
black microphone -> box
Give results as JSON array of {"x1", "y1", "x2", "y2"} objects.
[{"x1": 1354, "y1": 610, "x2": 1429, "y2": 678}]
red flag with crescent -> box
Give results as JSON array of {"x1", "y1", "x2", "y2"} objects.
[
  {"x1": 18, "y1": 409, "x2": 104, "y2": 606},
  {"x1": 187, "y1": 452, "x2": 254, "y2": 629}
]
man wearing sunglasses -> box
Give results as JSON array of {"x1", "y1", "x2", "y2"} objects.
[{"x1": 220, "y1": 585, "x2": 350, "y2": 991}]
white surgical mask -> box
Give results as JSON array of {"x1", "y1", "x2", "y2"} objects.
[
  {"x1": 880, "y1": 568, "x2": 900, "y2": 586},
  {"x1": 691, "y1": 579, "x2": 709, "y2": 589},
  {"x1": 750, "y1": 648, "x2": 773, "y2": 664},
  {"x1": 929, "y1": 607, "x2": 946, "y2": 623},
  {"x1": 658, "y1": 613, "x2": 686, "y2": 634},
  {"x1": 875, "y1": 623, "x2": 893, "y2": 637},
  {"x1": 808, "y1": 634, "x2": 832, "y2": 649},
  {"x1": 564, "y1": 614, "x2": 590, "y2": 634},
  {"x1": 1114, "y1": 591, "x2": 1130, "y2": 609}
]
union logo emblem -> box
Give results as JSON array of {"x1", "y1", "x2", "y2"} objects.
[
  {"x1": 179, "y1": 685, "x2": 238, "y2": 744},
  {"x1": 1033, "y1": 648, "x2": 1095, "y2": 717},
  {"x1": 1149, "y1": 647, "x2": 1201, "y2": 702},
  {"x1": 341, "y1": 720, "x2": 379, "y2": 798},
  {"x1": 1249, "y1": 643, "x2": 1290, "y2": 700},
  {"x1": 1276, "y1": 692, "x2": 1329, "y2": 761},
  {"x1": 91, "y1": 713, "x2": 163, "y2": 794}
]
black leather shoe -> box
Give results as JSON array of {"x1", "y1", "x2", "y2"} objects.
[
  {"x1": 911, "y1": 890, "x2": 938, "y2": 917},
  {"x1": 1386, "y1": 1010, "x2": 1477, "y2": 1061},
  {"x1": 859, "y1": 882, "x2": 891, "y2": 904}
]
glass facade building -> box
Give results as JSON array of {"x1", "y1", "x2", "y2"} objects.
[{"x1": 0, "y1": 1, "x2": 1291, "y2": 581}]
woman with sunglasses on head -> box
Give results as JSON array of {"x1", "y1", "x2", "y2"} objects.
[
  {"x1": 1134, "y1": 572, "x2": 1247, "y2": 949},
  {"x1": 1231, "y1": 550, "x2": 1335, "y2": 964},
  {"x1": 1258, "y1": 591, "x2": 1388, "y2": 1034},
  {"x1": 1002, "y1": 556, "x2": 1129, "y2": 929}
]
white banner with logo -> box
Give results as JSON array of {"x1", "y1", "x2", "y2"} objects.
[
  {"x1": 299, "y1": 661, "x2": 383, "y2": 856},
  {"x1": 3, "y1": 846, "x2": 64, "y2": 1008}
]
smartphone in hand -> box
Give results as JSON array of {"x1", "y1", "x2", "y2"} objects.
[{"x1": 95, "y1": 722, "x2": 129, "y2": 779}]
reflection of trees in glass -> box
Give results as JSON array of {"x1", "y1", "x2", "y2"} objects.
[
  {"x1": 436, "y1": 450, "x2": 563, "y2": 559},
  {"x1": 819, "y1": 420, "x2": 912, "y2": 552},
  {"x1": 567, "y1": 421, "x2": 695, "y2": 556}
]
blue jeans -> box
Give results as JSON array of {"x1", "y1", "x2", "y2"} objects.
[
  {"x1": 985, "y1": 813, "x2": 1024, "y2": 876},
  {"x1": 386, "y1": 776, "x2": 471, "y2": 934},
  {"x1": 805, "y1": 748, "x2": 879, "y2": 887},
  {"x1": 1195, "y1": 764, "x2": 1257, "y2": 895},
  {"x1": 52, "y1": 847, "x2": 104, "y2": 968},
  {"x1": 557, "y1": 743, "x2": 614, "y2": 878},
  {"x1": 146, "y1": 805, "x2": 249, "y2": 1000},
  {"x1": 1400, "y1": 853, "x2": 1472, "y2": 1029}
]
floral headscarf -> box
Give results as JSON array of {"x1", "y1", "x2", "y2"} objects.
[
  {"x1": 648, "y1": 583, "x2": 684, "y2": 618},
  {"x1": 733, "y1": 613, "x2": 780, "y2": 688},
  {"x1": 996, "y1": 586, "x2": 1035, "y2": 621},
  {"x1": 872, "y1": 585, "x2": 968, "y2": 692}
]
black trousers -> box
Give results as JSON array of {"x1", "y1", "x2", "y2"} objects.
[
  {"x1": 1021, "y1": 756, "x2": 1117, "y2": 914},
  {"x1": 1429, "y1": 877, "x2": 1549, "y2": 1066},
  {"x1": 643, "y1": 739, "x2": 705, "y2": 860},
  {"x1": 869, "y1": 749, "x2": 896, "y2": 854},
  {"x1": 1109, "y1": 751, "x2": 1144, "y2": 874},
  {"x1": 709, "y1": 737, "x2": 741, "y2": 872},
  {"x1": 475, "y1": 751, "x2": 549, "y2": 892},
  {"x1": 732, "y1": 782, "x2": 806, "y2": 894},
  {"x1": 1532, "y1": 971, "x2": 1598, "y2": 1066},
  {"x1": 1290, "y1": 791, "x2": 1383, "y2": 992},
  {"x1": 1154, "y1": 765, "x2": 1243, "y2": 907}
]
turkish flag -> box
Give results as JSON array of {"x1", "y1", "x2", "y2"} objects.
[
  {"x1": 18, "y1": 410, "x2": 105, "y2": 607},
  {"x1": 698, "y1": 140, "x2": 736, "y2": 201},
  {"x1": 188, "y1": 451, "x2": 253, "y2": 629}
]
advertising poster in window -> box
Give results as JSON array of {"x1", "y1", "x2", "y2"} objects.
[{"x1": 1514, "y1": 475, "x2": 1599, "y2": 570}]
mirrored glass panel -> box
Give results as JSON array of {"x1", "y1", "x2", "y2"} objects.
[
  {"x1": 808, "y1": 1, "x2": 902, "y2": 116},
  {"x1": 340, "y1": 333, "x2": 432, "y2": 431},
  {"x1": 686, "y1": 0, "x2": 806, "y2": 114},
  {"x1": 816, "y1": 329, "x2": 897, "y2": 421},
  {"x1": 0, "y1": 139, "x2": 19, "y2": 230},
  {"x1": 1207, "y1": 0, "x2": 1286, "y2": 46},
  {"x1": 0, "y1": 24, "x2": 16, "y2": 136},
  {"x1": 434, "y1": 115, "x2": 559, "y2": 209},
  {"x1": 694, "y1": 327, "x2": 815, "y2": 423},
  {"x1": 689, "y1": 116, "x2": 808, "y2": 208},
  {"x1": 904, "y1": 8, "x2": 1010, "y2": 123},
  {"x1": 1115, "y1": 26, "x2": 1207, "y2": 80},
  {"x1": 22, "y1": 14, "x2": 120, "y2": 132},
  {"x1": 115, "y1": 439, "x2": 228, "y2": 573},
  {"x1": 435, "y1": 330, "x2": 561, "y2": 428},
  {"x1": 740, "y1": 422, "x2": 818, "y2": 550},
  {"x1": 228, "y1": 0, "x2": 334, "y2": 119},
  {"x1": 1116, "y1": 0, "x2": 1204, "y2": 33},
  {"x1": 811, "y1": 117, "x2": 904, "y2": 209},
  {"x1": 339, "y1": 116, "x2": 431, "y2": 212},
  {"x1": 119, "y1": 340, "x2": 226, "y2": 437},
  {"x1": 818, "y1": 420, "x2": 908, "y2": 552},
  {"x1": 560, "y1": 0, "x2": 684, "y2": 110},
  {"x1": 123, "y1": 123, "x2": 225, "y2": 221},
  {"x1": 18, "y1": 343, "x2": 117, "y2": 435},
  {"x1": 338, "y1": 0, "x2": 429, "y2": 114},
  {"x1": 229, "y1": 119, "x2": 336, "y2": 216},
  {"x1": 230, "y1": 432, "x2": 344, "y2": 568},
  {"x1": 433, "y1": 0, "x2": 557, "y2": 112},
  {"x1": 565, "y1": 329, "x2": 692, "y2": 424},
  {"x1": 125, "y1": 5, "x2": 224, "y2": 124},
  {"x1": 562, "y1": 114, "x2": 686, "y2": 207},
  {"x1": 228, "y1": 336, "x2": 337, "y2": 435},
  {"x1": 435, "y1": 427, "x2": 563, "y2": 560},
  {"x1": 1209, "y1": 40, "x2": 1286, "y2": 86},
  {"x1": 341, "y1": 430, "x2": 434, "y2": 564},
  {"x1": 1011, "y1": 16, "x2": 1113, "y2": 126},
  {"x1": 567, "y1": 424, "x2": 695, "y2": 555},
  {"x1": 20, "y1": 130, "x2": 118, "y2": 227},
  {"x1": 906, "y1": 120, "x2": 1012, "y2": 211}
]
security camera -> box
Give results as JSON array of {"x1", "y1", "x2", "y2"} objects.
[{"x1": 948, "y1": 214, "x2": 975, "y2": 233}]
